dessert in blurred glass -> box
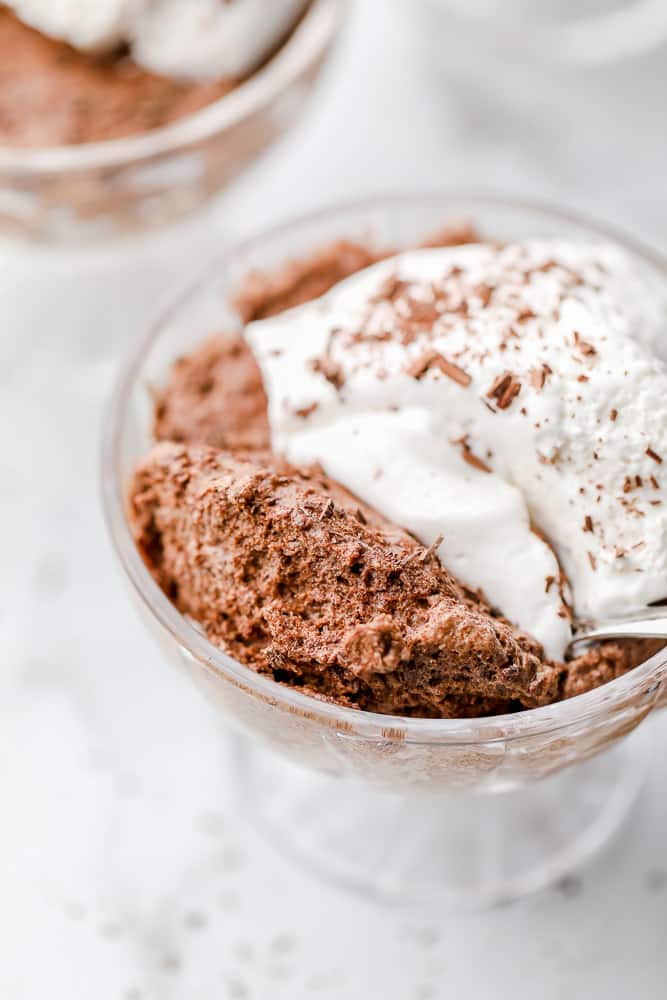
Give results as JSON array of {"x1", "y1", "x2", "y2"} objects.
[
  {"x1": 128, "y1": 227, "x2": 666, "y2": 718},
  {"x1": 0, "y1": 1, "x2": 309, "y2": 145},
  {"x1": 0, "y1": 0, "x2": 342, "y2": 240}
]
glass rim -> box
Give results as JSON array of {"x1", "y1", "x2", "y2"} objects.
[
  {"x1": 101, "y1": 190, "x2": 667, "y2": 744},
  {"x1": 426, "y1": 0, "x2": 667, "y2": 64},
  {"x1": 0, "y1": 0, "x2": 343, "y2": 175}
]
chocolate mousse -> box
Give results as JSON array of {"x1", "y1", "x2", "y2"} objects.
[
  {"x1": 129, "y1": 231, "x2": 661, "y2": 718},
  {"x1": 0, "y1": 4, "x2": 304, "y2": 146},
  {"x1": 0, "y1": 10, "x2": 231, "y2": 145},
  {"x1": 132, "y1": 442, "x2": 552, "y2": 717}
]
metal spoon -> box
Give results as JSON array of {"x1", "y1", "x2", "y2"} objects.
[{"x1": 566, "y1": 611, "x2": 667, "y2": 657}]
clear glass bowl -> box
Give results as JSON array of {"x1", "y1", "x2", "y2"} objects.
[
  {"x1": 0, "y1": 0, "x2": 344, "y2": 243},
  {"x1": 102, "y1": 194, "x2": 667, "y2": 908}
]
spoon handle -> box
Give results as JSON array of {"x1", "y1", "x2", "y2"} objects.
[{"x1": 569, "y1": 613, "x2": 667, "y2": 652}]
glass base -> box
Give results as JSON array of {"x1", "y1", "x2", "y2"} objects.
[{"x1": 230, "y1": 724, "x2": 652, "y2": 909}]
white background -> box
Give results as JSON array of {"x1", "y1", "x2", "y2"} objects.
[{"x1": 1, "y1": 1, "x2": 666, "y2": 997}]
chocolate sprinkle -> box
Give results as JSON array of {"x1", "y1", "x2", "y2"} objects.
[
  {"x1": 406, "y1": 350, "x2": 471, "y2": 386},
  {"x1": 529, "y1": 364, "x2": 552, "y2": 390},
  {"x1": 474, "y1": 283, "x2": 494, "y2": 307},
  {"x1": 486, "y1": 371, "x2": 522, "y2": 410},
  {"x1": 460, "y1": 443, "x2": 491, "y2": 474},
  {"x1": 294, "y1": 402, "x2": 319, "y2": 419},
  {"x1": 573, "y1": 331, "x2": 597, "y2": 356},
  {"x1": 310, "y1": 355, "x2": 344, "y2": 390}
]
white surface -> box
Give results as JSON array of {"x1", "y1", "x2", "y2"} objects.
[
  {"x1": 1, "y1": 0, "x2": 667, "y2": 997},
  {"x1": 249, "y1": 240, "x2": 667, "y2": 658}
]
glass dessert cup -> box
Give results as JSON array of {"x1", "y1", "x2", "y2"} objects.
[
  {"x1": 102, "y1": 193, "x2": 667, "y2": 909},
  {"x1": 0, "y1": 0, "x2": 344, "y2": 243}
]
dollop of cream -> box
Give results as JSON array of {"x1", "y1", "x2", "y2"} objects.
[
  {"x1": 8, "y1": 0, "x2": 308, "y2": 80},
  {"x1": 246, "y1": 241, "x2": 667, "y2": 660}
]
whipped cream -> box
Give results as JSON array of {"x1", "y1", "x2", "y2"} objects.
[
  {"x1": 8, "y1": 0, "x2": 307, "y2": 80},
  {"x1": 246, "y1": 241, "x2": 667, "y2": 660}
]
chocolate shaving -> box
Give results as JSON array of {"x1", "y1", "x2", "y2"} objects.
[
  {"x1": 587, "y1": 551, "x2": 597, "y2": 571},
  {"x1": 423, "y1": 533, "x2": 445, "y2": 560},
  {"x1": 405, "y1": 351, "x2": 437, "y2": 380},
  {"x1": 310, "y1": 355, "x2": 344, "y2": 390},
  {"x1": 646, "y1": 446, "x2": 663, "y2": 464},
  {"x1": 461, "y1": 443, "x2": 491, "y2": 474},
  {"x1": 373, "y1": 274, "x2": 411, "y2": 303},
  {"x1": 529, "y1": 363, "x2": 552, "y2": 390},
  {"x1": 623, "y1": 475, "x2": 643, "y2": 493},
  {"x1": 583, "y1": 515, "x2": 594, "y2": 533},
  {"x1": 534, "y1": 533, "x2": 573, "y2": 621},
  {"x1": 406, "y1": 350, "x2": 471, "y2": 386},
  {"x1": 294, "y1": 402, "x2": 319, "y2": 419},
  {"x1": 558, "y1": 587, "x2": 575, "y2": 622},
  {"x1": 402, "y1": 296, "x2": 441, "y2": 327},
  {"x1": 320, "y1": 499, "x2": 335, "y2": 520},
  {"x1": 486, "y1": 371, "x2": 521, "y2": 410},
  {"x1": 610, "y1": 409, "x2": 618, "y2": 421},
  {"x1": 400, "y1": 533, "x2": 444, "y2": 568},
  {"x1": 474, "y1": 283, "x2": 494, "y2": 307},
  {"x1": 450, "y1": 434, "x2": 491, "y2": 473},
  {"x1": 573, "y1": 331, "x2": 597, "y2": 356}
]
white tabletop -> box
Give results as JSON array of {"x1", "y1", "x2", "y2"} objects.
[{"x1": 2, "y1": 2, "x2": 666, "y2": 997}]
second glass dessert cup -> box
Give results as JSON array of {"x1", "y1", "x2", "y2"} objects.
[
  {"x1": 102, "y1": 194, "x2": 667, "y2": 908},
  {"x1": 0, "y1": 0, "x2": 344, "y2": 242}
]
